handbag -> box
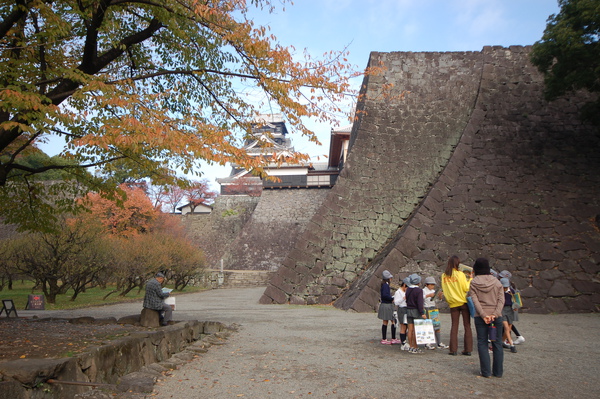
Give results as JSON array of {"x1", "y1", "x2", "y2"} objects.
[
  {"x1": 425, "y1": 308, "x2": 441, "y2": 331},
  {"x1": 511, "y1": 290, "x2": 523, "y2": 310},
  {"x1": 414, "y1": 319, "x2": 437, "y2": 345}
]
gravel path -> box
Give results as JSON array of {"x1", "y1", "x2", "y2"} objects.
[{"x1": 24, "y1": 287, "x2": 600, "y2": 398}]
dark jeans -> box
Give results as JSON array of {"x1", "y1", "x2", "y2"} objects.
[
  {"x1": 449, "y1": 304, "x2": 473, "y2": 353},
  {"x1": 474, "y1": 316, "x2": 504, "y2": 377}
]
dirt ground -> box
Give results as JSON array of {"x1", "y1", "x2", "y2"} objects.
[
  {"x1": 0, "y1": 317, "x2": 147, "y2": 361},
  {"x1": 5, "y1": 288, "x2": 600, "y2": 398}
]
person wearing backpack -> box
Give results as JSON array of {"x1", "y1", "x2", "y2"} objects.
[
  {"x1": 500, "y1": 278, "x2": 518, "y2": 353},
  {"x1": 498, "y1": 270, "x2": 525, "y2": 345}
]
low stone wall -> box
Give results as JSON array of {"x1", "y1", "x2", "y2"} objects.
[
  {"x1": 0, "y1": 317, "x2": 232, "y2": 399},
  {"x1": 201, "y1": 269, "x2": 275, "y2": 288}
]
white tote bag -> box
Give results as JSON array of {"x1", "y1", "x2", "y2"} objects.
[{"x1": 414, "y1": 319, "x2": 436, "y2": 345}]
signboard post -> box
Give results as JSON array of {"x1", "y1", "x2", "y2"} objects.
[{"x1": 26, "y1": 294, "x2": 45, "y2": 310}]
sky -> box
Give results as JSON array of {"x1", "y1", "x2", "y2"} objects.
[
  {"x1": 40, "y1": 0, "x2": 561, "y2": 191},
  {"x1": 200, "y1": 0, "x2": 561, "y2": 189}
]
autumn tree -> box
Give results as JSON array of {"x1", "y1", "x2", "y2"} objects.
[
  {"x1": 155, "y1": 184, "x2": 186, "y2": 213},
  {"x1": 109, "y1": 234, "x2": 164, "y2": 296},
  {"x1": 81, "y1": 185, "x2": 205, "y2": 295},
  {"x1": 83, "y1": 184, "x2": 159, "y2": 238},
  {"x1": 0, "y1": 0, "x2": 353, "y2": 231},
  {"x1": 181, "y1": 179, "x2": 218, "y2": 212},
  {"x1": 154, "y1": 213, "x2": 205, "y2": 290},
  {"x1": 531, "y1": 0, "x2": 600, "y2": 125},
  {"x1": 10, "y1": 216, "x2": 111, "y2": 303}
]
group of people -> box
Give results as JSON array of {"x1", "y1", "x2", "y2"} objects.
[{"x1": 378, "y1": 256, "x2": 524, "y2": 378}]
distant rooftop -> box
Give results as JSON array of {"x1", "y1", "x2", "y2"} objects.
[{"x1": 254, "y1": 114, "x2": 284, "y2": 124}]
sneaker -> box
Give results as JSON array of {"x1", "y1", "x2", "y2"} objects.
[
  {"x1": 502, "y1": 341, "x2": 511, "y2": 349},
  {"x1": 437, "y1": 342, "x2": 449, "y2": 349},
  {"x1": 426, "y1": 343, "x2": 436, "y2": 350},
  {"x1": 381, "y1": 339, "x2": 392, "y2": 345},
  {"x1": 409, "y1": 347, "x2": 423, "y2": 354},
  {"x1": 514, "y1": 336, "x2": 525, "y2": 345},
  {"x1": 401, "y1": 343, "x2": 410, "y2": 351},
  {"x1": 391, "y1": 339, "x2": 402, "y2": 344},
  {"x1": 510, "y1": 345, "x2": 517, "y2": 353}
]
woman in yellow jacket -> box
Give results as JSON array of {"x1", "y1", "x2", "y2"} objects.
[{"x1": 441, "y1": 255, "x2": 473, "y2": 356}]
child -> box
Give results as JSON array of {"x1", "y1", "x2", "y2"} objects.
[
  {"x1": 498, "y1": 270, "x2": 525, "y2": 345},
  {"x1": 405, "y1": 273, "x2": 425, "y2": 354},
  {"x1": 394, "y1": 277, "x2": 410, "y2": 349},
  {"x1": 378, "y1": 270, "x2": 398, "y2": 344},
  {"x1": 500, "y1": 277, "x2": 517, "y2": 353},
  {"x1": 423, "y1": 277, "x2": 449, "y2": 350}
]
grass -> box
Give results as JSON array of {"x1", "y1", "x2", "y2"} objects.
[{"x1": 0, "y1": 280, "x2": 206, "y2": 311}]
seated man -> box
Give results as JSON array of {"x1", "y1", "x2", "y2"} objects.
[{"x1": 143, "y1": 272, "x2": 172, "y2": 326}]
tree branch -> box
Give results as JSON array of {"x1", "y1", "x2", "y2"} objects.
[
  {"x1": 8, "y1": 155, "x2": 128, "y2": 176},
  {"x1": 0, "y1": 0, "x2": 32, "y2": 39},
  {"x1": 46, "y1": 17, "x2": 164, "y2": 105}
]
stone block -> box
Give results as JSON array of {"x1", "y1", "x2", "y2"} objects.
[
  {"x1": 548, "y1": 281, "x2": 576, "y2": 297},
  {"x1": 261, "y1": 285, "x2": 287, "y2": 304},
  {"x1": 117, "y1": 314, "x2": 141, "y2": 325},
  {"x1": 580, "y1": 259, "x2": 600, "y2": 274},
  {"x1": 566, "y1": 295, "x2": 597, "y2": 312},
  {"x1": 544, "y1": 298, "x2": 568, "y2": 313},
  {"x1": 117, "y1": 371, "x2": 156, "y2": 393},
  {"x1": 68, "y1": 316, "x2": 96, "y2": 324},
  {"x1": 572, "y1": 281, "x2": 600, "y2": 294},
  {"x1": 289, "y1": 295, "x2": 306, "y2": 305},
  {"x1": 0, "y1": 358, "x2": 69, "y2": 387},
  {"x1": 140, "y1": 308, "x2": 160, "y2": 328},
  {"x1": 539, "y1": 269, "x2": 565, "y2": 281},
  {"x1": 520, "y1": 286, "x2": 541, "y2": 298}
]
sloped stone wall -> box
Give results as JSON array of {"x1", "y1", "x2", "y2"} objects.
[
  {"x1": 261, "y1": 50, "x2": 485, "y2": 305},
  {"x1": 261, "y1": 46, "x2": 600, "y2": 313}
]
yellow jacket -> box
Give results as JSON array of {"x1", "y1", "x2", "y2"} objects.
[{"x1": 441, "y1": 269, "x2": 471, "y2": 308}]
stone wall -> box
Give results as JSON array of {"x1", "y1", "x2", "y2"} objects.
[
  {"x1": 260, "y1": 46, "x2": 600, "y2": 313},
  {"x1": 180, "y1": 195, "x2": 260, "y2": 269},
  {"x1": 0, "y1": 319, "x2": 229, "y2": 399},
  {"x1": 183, "y1": 189, "x2": 329, "y2": 272},
  {"x1": 220, "y1": 189, "x2": 330, "y2": 270}
]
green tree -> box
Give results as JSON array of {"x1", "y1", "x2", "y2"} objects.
[
  {"x1": 530, "y1": 0, "x2": 600, "y2": 125},
  {"x1": 0, "y1": 0, "x2": 352, "y2": 231}
]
